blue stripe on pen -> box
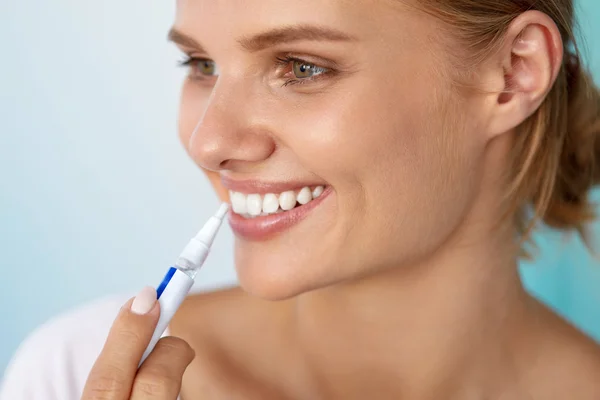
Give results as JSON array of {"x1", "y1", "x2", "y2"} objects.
[{"x1": 156, "y1": 267, "x2": 177, "y2": 299}]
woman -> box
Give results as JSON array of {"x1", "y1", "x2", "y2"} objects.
[{"x1": 2, "y1": 0, "x2": 600, "y2": 398}]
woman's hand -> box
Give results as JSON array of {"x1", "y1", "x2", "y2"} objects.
[{"x1": 82, "y1": 286, "x2": 195, "y2": 399}]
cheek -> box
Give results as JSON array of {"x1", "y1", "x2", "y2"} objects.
[
  {"x1": 205, "y1": 171, "x2": 230, "y2": 201},
  {"x1": 271, "y1": 75, "x2": 457, "y2": 201},
  {"x1": 361, "y1": 92, "x2": 481, "y2": 264},
  {"x1": 275, "y1": 74, "x2": 480, "y2": 267}
]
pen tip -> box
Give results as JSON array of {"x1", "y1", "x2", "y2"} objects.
[{"x1": 215, "y1": 203, "x2": 229, "y2": 220}]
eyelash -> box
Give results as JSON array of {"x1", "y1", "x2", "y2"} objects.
[
  {"x1": 274, "y1": 55, "x2": 332, "y2": 87},
  {"x1": 177, "y1": 55, "x2": 333, "y2": 87},
  {"x1": 177, "y1": 57, "x2": 216, "y2": 81}
]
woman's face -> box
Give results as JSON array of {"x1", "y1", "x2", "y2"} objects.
[{"x1": 173, "y1": 0, "x2": 491, "y2": 299}]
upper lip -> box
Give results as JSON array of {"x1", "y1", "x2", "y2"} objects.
[{"x1": 221, "y1": 175, "x2": 327, "y2": 194}]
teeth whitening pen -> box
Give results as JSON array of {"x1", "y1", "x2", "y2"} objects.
[{"x1": 139, "y1": 203, "x2": 229, "y2": 365}]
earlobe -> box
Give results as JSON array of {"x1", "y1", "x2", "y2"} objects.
[{"x1": 488, "y1": 11, "x2": 564, "y2": 137}]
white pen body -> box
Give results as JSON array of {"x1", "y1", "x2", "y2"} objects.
[
  {"x1": 139, "y1": 267, "x2": 194, "y2": 365},
  {"x1": 138, "y1": 203, "x2": 227, "y2": 366}
]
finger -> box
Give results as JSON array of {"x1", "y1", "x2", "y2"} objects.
[
  {"x1": 82, "y1": 286, "x2": 160, "y2": 400},
  {"x1": 130, "y1": 336, "x2": 195, "y2": 400}
]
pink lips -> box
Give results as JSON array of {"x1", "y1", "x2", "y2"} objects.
[{"x1": 221, "y1": 177, "x2": 331, "y2": 241}]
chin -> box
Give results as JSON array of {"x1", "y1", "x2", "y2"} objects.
[
  {"x1": 234, "y1": 244, "x2": 314, "y2": 300},
  {"x1": 233, "y1": 237, "x2": 345, "y2": 301},
  {"x1": 237, "y1": 273, "x2": 307, "y2": 301}
]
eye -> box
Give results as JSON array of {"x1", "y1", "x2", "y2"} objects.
[
  {"x1": 179, "y1": 57, "x2": 219, "y2": 80},
  {"x1": 276, "y1": 56, "x2": 332, "y2": 86},
  {"x1": 196, "y1": 59, "x2": 217, "y2": 76},
  {"x1": 292, "y1": 61, "x2": 325, "y2": 79}
]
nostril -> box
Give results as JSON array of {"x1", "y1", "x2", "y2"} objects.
[{"x1": 220, "y1": 159, "x2": 233, "y2": 169}]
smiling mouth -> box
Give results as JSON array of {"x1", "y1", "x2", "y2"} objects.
[{"x1": 229, "y1": 185, "x2": 326, "y2": 218}]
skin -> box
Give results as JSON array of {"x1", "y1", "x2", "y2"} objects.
[
  {"x1": 84, "y1": 0, "x2": 600, "y2": 398},
  {"x1": 82, "y1": 294, "x2": 195, "y2": 399}
]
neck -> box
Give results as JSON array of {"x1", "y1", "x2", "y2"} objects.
[{"x1": 293, "y1": 212, "x2": 534, "y2": 399}]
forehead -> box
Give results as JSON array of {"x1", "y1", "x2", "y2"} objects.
[
  {"x1": 173, "y1": 0, "x2": 423, "y2": 46},
  {"x1": 175, "y1": 0, "x2": 380, "y2": 20}
]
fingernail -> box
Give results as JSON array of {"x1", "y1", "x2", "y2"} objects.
[{"x1": 131, "y1": 286, "x2": 157, "y2": 315}]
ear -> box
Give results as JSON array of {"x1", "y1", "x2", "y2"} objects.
[{"x1": 486, "y1": 11, "x2": 564, "y2": 138}]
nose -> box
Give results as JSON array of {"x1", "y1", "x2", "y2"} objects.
[{"x1": 186, "y1": 79, "x2": 276, "y2": 173}]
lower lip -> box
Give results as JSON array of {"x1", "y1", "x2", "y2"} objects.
[{"x1": 228, "y1": 187, "x2": 332, "y2": 241}]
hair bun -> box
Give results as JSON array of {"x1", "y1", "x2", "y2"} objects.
[{"x1": 542, "y1": 58, "x2": 600, "y2": 232}]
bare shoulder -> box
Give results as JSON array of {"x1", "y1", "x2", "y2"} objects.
[
  {"x1": 170, "y1": 287, "x2": 295, "y2": 399},
  {"x1": 528, "y1": 301, "x2": 600, "y2": 399},
  {"x1": 551, "y1": 326, "x2": 600, "y2": 397}
]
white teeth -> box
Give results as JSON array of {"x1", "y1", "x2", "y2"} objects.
[
  {"x1": 262, "y1": 193, "x2": 279, "y2": 214},
  {"x1": 312, "y1": 186, "x2": 324, "y2": 199},
  {"x1": 230, "y1": 191, "x2": 247, "y2": 214},
  {"x1": 279, "y1": 191, "x2": 297, "y2": 211},
  {"x1": 246, "y1": 194, "x2": 262, "y2": 216},
  {"x1": 229, "y1": 185, "x2": 326, "y2": 216},
  {"x1": 297, "y1": 187, "x2": 312, "y2": 205}
]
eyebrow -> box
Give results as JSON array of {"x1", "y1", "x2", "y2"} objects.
[
  {"x1": 238, "y1": 25, "x2": 356, "y2": 52},
  {"x1": 168, "y1": 28, "x2": 207, "y2": 53},
  {"x1": 167, "y1": 25, "x2": 356, "y2": 53}
]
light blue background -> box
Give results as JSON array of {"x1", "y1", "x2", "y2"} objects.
[{"x1": 1, "y1": 0, "x2": 599, "y2": 374}]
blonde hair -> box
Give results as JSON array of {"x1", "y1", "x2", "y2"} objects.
[{"x1": 419, "y1": 0, "x2": 600, "y2": 251}]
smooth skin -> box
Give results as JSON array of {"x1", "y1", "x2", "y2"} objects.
[{"x1": 84, "y1": 0, "x2": 600, "y2": 398}]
